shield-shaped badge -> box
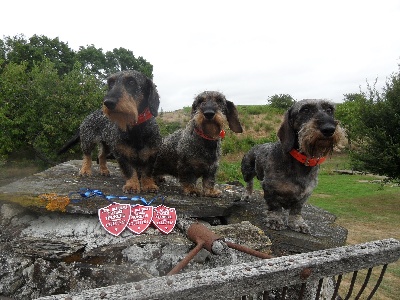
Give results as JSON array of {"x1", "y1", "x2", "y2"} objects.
[
  {"x1": 98, "y1": 202, "x2": 131, "y2": 236},
  {"x1": 152, "y1": 204, "x2": 177, "y2": 234},
  {"x1": 127, "y1": 204, "x2": 154, "y2": 234}
]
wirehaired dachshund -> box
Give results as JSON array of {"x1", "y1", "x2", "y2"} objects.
[
  {"x1": 58, "y1": 70, "x2": 161, "y2": 194},
  {"x1": 241, "y1": 99, "x2": 346, "y2": 233},
  {"x1": 154, "y1": 91, "x2": 243, "y2": 197}
]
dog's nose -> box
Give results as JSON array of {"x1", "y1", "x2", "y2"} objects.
[
  {"x1": 203, "y1": 110, "x2": 215, "y2": 120},
  {"x1": 103, "y1": 99, "x2": 116, "y2": 110},
  {"x1": 320, "y1": 124, "x2": 336, "y2": 137}
]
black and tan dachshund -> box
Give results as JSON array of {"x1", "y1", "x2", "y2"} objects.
[{"x1": 58, "y1": 70, "x2": 161, "y2": 194}]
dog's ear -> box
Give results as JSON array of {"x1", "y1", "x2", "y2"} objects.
[
  {"x1": 226, "y1": 100, "x2": 243, "y2": 133},
  {"x1": 277, "y1": 109, "x2": 296, "y2": 152},
  {"x1": 145, "y1": 78, "x2": 160, "y2": 117}
]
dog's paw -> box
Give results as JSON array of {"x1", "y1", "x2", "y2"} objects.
[
  {"x1": 123, "y1": 185, "x2": 141, "y2": 194},
  {"x1": 79, "y1": 169, "x2": 92, "y2": 176},
  {"x1": 123, "y1": 179, "x2": 141, "y2": 194},
  {"x1": 99, "y1": 168, "x2": 111, "y2": 176},
  {"x1": 182, "y1": 185, "x2": 202, "y2": 197},
  {"x1": 141, "y1": 178, "x2": 159, "y2": 193},
  {"x1": 203, "y1": 187, "x2": 222, "y2": 198},
  {"x1": 241, "y1": 191, "x2": 253, "y2": 201},
  {"x1": 288, "y1": 215, "x2": 310, "y2": 234},
  {"x1": 265, "y1": 211, "x2": 286, "y2": 230}
]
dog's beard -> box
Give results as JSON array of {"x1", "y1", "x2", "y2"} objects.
[
  {"x1": 194, "y1": 111, "x2": 225, "y2": 139},
  {"x1": 103, "y1": 107, "x2": 137, "y2": 131},
  {"x1": 201, "y1": 121, "x2": 223, "y2": 139},
  {"x1": 302, "y1": 138, "x2": 335, "y2": 158},
  {"x1": 298, "y1": 120, "x2": 346, "y2": 157},
  {"x1": 298, "y1": 126, "x2": 335, "y2": 158}
]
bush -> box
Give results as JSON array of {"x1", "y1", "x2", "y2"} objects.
[
  {"x1": 337, "y1": 67, "x2": 400, "y2": 180},
  {"x1": 0, "y1": 60, "x2": 104, "y2": 162}
]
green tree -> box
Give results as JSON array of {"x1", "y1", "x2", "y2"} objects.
[
  {"x1": 75, "y1": 44, "x2": 107, "y2": 78},
  {"x1": 105, "y1": 47, "x2": 153, "y2": 79},
  {"x1": 76, "y1": 46, "x2": 154, "y2": 79},
  {"x1": 1, "y1": 35, "x2": 154, "y2": 79},
  {"x1": 340, "y1": 68, "x2": 400, "y2": 180},
  {"x1": 0, "y1": 59, "x2": 104, "y2": 162},
  {"x1": 0, "y1": 62, "x2": 30, "y2": 157},
  {"x1": 1, "y1": 34, "x2": 76, "y2": 75},
  {"x1": 336, "y1": 93, "x2": 369, "y2": 148},
  {"x1": 267, "y1": 94, "x2": 295, "y2": 110}
]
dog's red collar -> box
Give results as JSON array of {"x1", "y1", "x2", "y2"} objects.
[
  {"x1": 135, "y1": 107, "x2": 153, "y2": 125},
  {"x1": 194, "y1": 127, "x2": 226, "y2": 140},
  {"x1": 289, "y1": 149, "x2": 326, "y2": 167}
]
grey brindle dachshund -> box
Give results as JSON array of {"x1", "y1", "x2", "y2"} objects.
[
  {"x1": 58, "y1": 70, "x2": 161, "y2": 194},
  {"x1": 154, "y1": 91, "x2": 243, "y2": 197},
  {"x1": 241, "y1": 99, "x2": 345, "y2": 233}
]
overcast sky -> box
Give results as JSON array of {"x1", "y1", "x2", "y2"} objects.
[{"x1": 1, "y1": 0, "x2": 399, "y2": 111}]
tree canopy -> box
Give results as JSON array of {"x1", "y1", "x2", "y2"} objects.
[
  {"x1": 267, "y1": 94, "x2": 295, "y2": 110},
  {"x1": 0, "y1": 34, "x2": 153, "y2": 79}
]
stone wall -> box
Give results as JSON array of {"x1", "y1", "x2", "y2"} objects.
[{"x1": 0, "y1": 161, "x2": 347, "y2": 299}]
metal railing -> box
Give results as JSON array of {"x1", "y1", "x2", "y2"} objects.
[{"x1": 39, "y1": 238, "x2": 400, "y2": 300}]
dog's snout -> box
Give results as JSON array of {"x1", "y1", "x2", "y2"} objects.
[
  {"x1": 103, "y1": 98, "x2": 116, "y2": 110},
  {"x1": 320, "y1": 124, "x2": 336, "y2": 137},
  {"x1": 203, "y1": 109, "x2": 215, "y2": 120}
]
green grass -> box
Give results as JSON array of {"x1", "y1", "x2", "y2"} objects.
[{"x1": 236, "y1": 105, "x2": 283, "y2": 116}]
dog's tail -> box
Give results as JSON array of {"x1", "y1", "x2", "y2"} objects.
[{"x1": 57, "y1": 131, "x2": 80, "y2": 155}]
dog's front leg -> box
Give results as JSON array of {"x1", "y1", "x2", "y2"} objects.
[
  {"x1": 117, "y1": 155, "x2": 141, "y2": 194},
  {"x1": 202, "y1": 171, "x2": 222, "y2": 198},
  {"x1": 140, "y1": 166, "x2": 159, "y2": 193},
  {"x1": 178, "y1": 171, "x2": 201, "y2": 196},
  {"x1": 79, "y1": 154, "x2": 93, "y2": 176},
  {"x1": 123, "y1": 169, "x2": 141, "y2": 194},
  {"x1": 98, "y1": 144, "x2": 111, "y2": 176},
  {"x1": 138, "y1": 148, "x2": 159, "y2": 193},
  {"x1": 264, "y1": 210, "x2": 286, "y2": 230},
  {"x1": 288, "y1": 204, "x2": 310, "y2": 234}
]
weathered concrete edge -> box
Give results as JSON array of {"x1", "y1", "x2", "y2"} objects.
[{"x1": 39, "y1": 238, "x2": 400, "y2": 300}]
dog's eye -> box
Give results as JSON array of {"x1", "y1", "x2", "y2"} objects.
[
  {"x1": 125, "y1": 77, "x2": 137, "y2": 87},
  {"x1": 325, "y1": 107, "x2": 334, "y2": 114},
  {"x1": 300, "y1": 106, "x2": 310, "y2": 113}
]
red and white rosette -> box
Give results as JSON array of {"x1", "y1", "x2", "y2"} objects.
[
  {"x1": 152, "y1": 204, "x2": 177, "y2": 234},
  {"x1": 98, "y1": 202, "x2": 131, "y2": 236},
  {"x1": 127, "y1": 204, "x2": 154, "y2": 234}
]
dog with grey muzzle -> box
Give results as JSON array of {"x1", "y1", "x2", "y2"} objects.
[
  {"x1": 154, "y1": 91, "x2": 243, "y2": 197},
  {"x1": 241, "y1": 99, "x2": 345, "y2": 233}
]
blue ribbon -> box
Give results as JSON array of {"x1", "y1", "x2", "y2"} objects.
[{"x1": 68, "y1": 188, "x2": 165, "y2": 206}]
